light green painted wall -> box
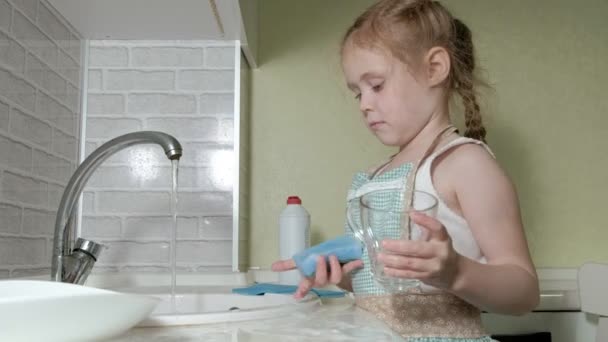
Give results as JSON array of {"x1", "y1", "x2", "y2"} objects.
[{"x1": 249, "y1": 0, "x2": 608, "y2": 269}]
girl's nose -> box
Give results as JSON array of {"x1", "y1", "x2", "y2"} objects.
[{"x1": 359, "y1": 94, "x2": 372, "y2": 115}]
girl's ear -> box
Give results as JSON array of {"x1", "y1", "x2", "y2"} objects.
[{"x1": 424, "y1": 46, "x2": 451, "y2": 87}]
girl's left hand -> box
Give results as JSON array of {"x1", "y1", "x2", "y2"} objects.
[{"x1": 377, "y1": 211, "x2": 462, "y2": 290}]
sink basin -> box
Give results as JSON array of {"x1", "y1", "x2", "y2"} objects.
[
  {"x1": 0, "y1": 280, "x2": 159, "y2": 342},
  {"x1": 80, "y1": 272, "x2": 324, "y2": 327},
  {"x1": 112, "y1": 285, "x2": 322, "y2": 327}
]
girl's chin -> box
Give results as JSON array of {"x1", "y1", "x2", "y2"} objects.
[{"x1": 374, "y1": 134, "x2": 401, "y2": 147}]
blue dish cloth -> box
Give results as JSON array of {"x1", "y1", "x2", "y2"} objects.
[
  {"x1": 232, "y1": 283, "x2": 345, "y2": 298},
  {"x1": 292, "y1": 235, "x2": 363, "y2": 277}
]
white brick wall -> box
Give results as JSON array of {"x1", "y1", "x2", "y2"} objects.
[
  {"x1": 0, "y1": 203, "x2": 21, "y2": 234},
  {"x1": 84, "y1": 41, "x2": 236, "y2": 273},
  {"x1": 131, "y1": 47, "x2": 204, "y2": 67},
  {"x1": 0, "y1": 0, "x2": 82, "y2": 278},
  {"x1": 0, "y1": 236, "x2": 47, "y2": 264},
  {"x1": 0, "y1": 2, "x2": 12, "y2": 32},
  {"x1": 127, "y1": 93, "x2": 197, "y2": 114}
]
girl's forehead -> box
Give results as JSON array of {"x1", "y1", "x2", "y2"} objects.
[
  {"x1": 343, "y1": 42, "x2": 391, "y2": 62},
  {"x1": 342, "y1": 44, "x2": 394, "y2": 71},
  {"x1": 342, "y1": 44, "x2": 400, "y2": 81}
]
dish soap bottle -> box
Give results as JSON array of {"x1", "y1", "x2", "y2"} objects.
[{"x1": 278, "y1": 196, "x2": 310, "y2": 285}]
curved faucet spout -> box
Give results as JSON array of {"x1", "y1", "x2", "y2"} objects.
[{"x1": 51, "y1": 131, "x2": 182, "y2": 281}]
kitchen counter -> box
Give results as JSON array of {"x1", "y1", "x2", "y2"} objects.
[
  {"x1": 99, "y1": 268, "x2": 588, "y2": 341},
  {"x1": 107, "y1": 297, "x2": 405, "y2": 341}
]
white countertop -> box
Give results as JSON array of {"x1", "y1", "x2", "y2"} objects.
[
  {"x1": 106, "y1": 297, "x2": 598, "y2": 342},
  {"x1": 106, "y1": 297, "x2": 406, "y2": 342},
  {"x1": 98, "y1": 268, "x2": 583, "y2": 341},
  {"x1": 11, "y1": 268, "x2": 581, "y2": 341}
]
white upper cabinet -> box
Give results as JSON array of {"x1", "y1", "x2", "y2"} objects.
[{"x1": 47, "y1": 0, "x2": 258, "y2": 65}]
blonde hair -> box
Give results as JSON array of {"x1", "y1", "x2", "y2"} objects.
[{"x1": 342, "y1": 0, "x2": 487, "y2": 142}]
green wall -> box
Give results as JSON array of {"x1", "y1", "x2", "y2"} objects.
[{"x1": 249, "y1": 0, "x2": 608, "y2": 269}]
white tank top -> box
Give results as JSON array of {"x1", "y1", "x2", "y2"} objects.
[{"x1": 414, "y1": 136, "x2": 495, "y2": 264}]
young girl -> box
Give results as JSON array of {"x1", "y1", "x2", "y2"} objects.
[{"x1": 273, "y1": 0, "x2": 539, "y2": 340}]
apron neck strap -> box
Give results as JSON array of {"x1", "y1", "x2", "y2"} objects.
[{"x1": 401, "y1": 124, "x2": 458, "y2": 238}]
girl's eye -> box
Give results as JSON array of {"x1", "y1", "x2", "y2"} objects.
[
  {"x1": 354, "y1": 93, "x2": 361, "y2": 101},
  {"x1": 372, "y1": 83, "x2": 384, "y2": 92}
]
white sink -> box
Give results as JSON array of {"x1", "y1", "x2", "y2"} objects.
[
  {"x1": 111, "y1": 285, "x2": 322, "y2": 327},
  {"x1": 6, "y1": 273, "x2": 324, "y2": 333},
  {"x1": 0, "y1": 280, "x2": 159, "y2": 342},
  {"x1": 84, "y1": 273, "x2": 324, "y2": 327}
]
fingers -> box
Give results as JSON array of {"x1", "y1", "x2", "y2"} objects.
[
  {"x1": 381, "y1": 239, "x2": 435, "y2": 258},
  {"x1": 326, "y1": 256, "x2": 364, "y2": 285},
  {"x1": 342, "y1": 259, "x2": 364, "y2": 274},
  {"x1": 289, "y1": 255, "x2": 364, "y2": 299},
  {"x1": 295, "y1": 257, "x2": 327, "y2": 299},
  {"x1": 271, "y1": 259, "x2": 296, "y2": 272},
  {"x1": 410, "y1": 212, "x2": 449, "y2": 241},
  {"x1": 384, "y1": 267, "x2": 429, "y2": 280},
  {"x1": 294, "y1": 277, "x2": 314, "y2": 299},
  {"x1": 314, "y1": 255, "x2": 328, "y2": 285},
  {"x1": 377, "y1": 253, "x2": 435, "y2": 272},
  {"x1": 328, "y1": 255, "x2": 342, "y2": 284}
]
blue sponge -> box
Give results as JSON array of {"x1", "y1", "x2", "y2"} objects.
[{"x1": 292, "y1": 235, "x2": 363, "y2": 277}]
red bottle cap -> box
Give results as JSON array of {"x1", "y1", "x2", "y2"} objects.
[{"x1": 287, "y1": 196, "x2": 302, "y2": 205}]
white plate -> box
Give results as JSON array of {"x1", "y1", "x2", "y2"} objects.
[{"x1": 0, "y1": 280, "x2": 159, "y2": 342}]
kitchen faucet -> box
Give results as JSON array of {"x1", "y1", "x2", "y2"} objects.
[{"x1": 51, "y1": 131, "x2": 182, "y2": 284}]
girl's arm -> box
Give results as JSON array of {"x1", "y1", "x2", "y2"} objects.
[
  {"x1": 380, "y1": 144, "x2": 539, "y2": 315},
  {"x1": 443, "y1": 144, "x2": 539, "y2": 314}
]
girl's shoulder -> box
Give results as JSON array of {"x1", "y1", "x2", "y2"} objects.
[
  {"x1": 428, "y1": 135, "x2": 494, "y2": 170},
  {"x1": 436, "y1": 140, "x2": 495, "y2": 166},
  {"x1": 433, "y1": 139, "x2": 511, "y2": 192}
]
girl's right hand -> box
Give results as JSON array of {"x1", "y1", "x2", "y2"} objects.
[{"x1": 271, "y1": 255, "x2": 363, "y2": 299}]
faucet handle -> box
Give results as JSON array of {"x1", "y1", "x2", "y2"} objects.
[{"x1": 74, "y1": 238, "x2": 104, "y2": 260}]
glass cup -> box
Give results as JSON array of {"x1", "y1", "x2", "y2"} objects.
[{"x1": 347, "y1": 189, "x2": 438, "y2": 292}]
